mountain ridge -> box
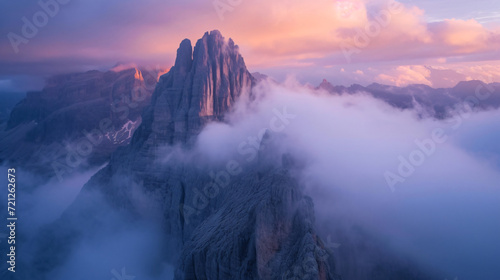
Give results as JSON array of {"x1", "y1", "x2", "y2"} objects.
[
  {"x1": 0, "y1": 67, "x2": 163, "y2": 180},
  {"x1": 318, "y1": 78, "x2": 500, "y2": 118}
]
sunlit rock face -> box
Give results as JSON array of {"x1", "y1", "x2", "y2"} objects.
[{"x1": 141, "y1": 30, "x2": 254, "y2": 145}]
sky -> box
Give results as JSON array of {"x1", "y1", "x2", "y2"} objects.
[{"x1": 1, "y1": 0, "x2": 500, "y2": 92}]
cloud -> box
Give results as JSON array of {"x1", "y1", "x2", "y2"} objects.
[
  {"x1": 371, "y1": 62, "x2": 500, "y2": 88},
  {"x1": 192, "y1": 79, "x2": 500, "y2": 279},
  {"x1": 0, "y1": 164, "x2": 176, "y2": 280},
  {"x1": 3, "y1": 77, "x2": 500, "y2": 279},
  {"x1": 432, "y1": 19, "x2": 491, "y2": 50},
  {"x1": 376, "y1": 65, "x2": 432, "y2": 86},
  {"x1": 306, "y1": 60, "x2": 500, "y2": 88}
]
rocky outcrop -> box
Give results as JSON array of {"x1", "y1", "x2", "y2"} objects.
[
  {"x1": 133, "y1": 30, "x2": 253, "y2": 147},
  {"x1": 174, "y1": 134, "x2": 338, "y2": 279},
  {"x1": 112, "y1": 30, "x2": 254, "y2": 179}
]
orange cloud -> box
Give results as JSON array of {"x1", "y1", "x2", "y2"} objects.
[
  {"x1": 376, "y1": 65, "x2": 432, "y2": 86},
  {"x1": 432, "y1": 19, "x2": 492, "y2": 52},
  {"x1": 205, "y1": 0, "x2": 499, "y2": 68},
  {"x1": 369, "y1": 62, "x2": 500, "y2": 88}
]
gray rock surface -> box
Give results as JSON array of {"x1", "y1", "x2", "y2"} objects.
[{"x1": 134, "y1": 30, "x2": 253, "y2": 147}]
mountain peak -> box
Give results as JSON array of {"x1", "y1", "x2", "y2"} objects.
[
  {"x1": 133, "y1": 30, "x2": 253, "y2": 146},
  {"x1": 203, "y1": 29, "x2": 224, "y2": 39},
  {"x1": 453, "y1": 79, "x2": 486, "y2": 89}
]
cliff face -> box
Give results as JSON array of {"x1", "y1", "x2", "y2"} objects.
[
  {"x1": 174, "y1": 146, "x2": 337, "y2": 280},
  {"x1": 0, "y1": 67, "x2": 160, "y2": 179},
  {"x1": 35, "y1": 31, "x2": 340, "y2": 280},
  {"x1": 133, "y1": 30, "x2": 253, "y2": 147}
]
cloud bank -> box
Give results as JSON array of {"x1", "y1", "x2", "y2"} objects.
[
  {"x1": 2, "y1": 78, "x2": 500, "y2": 279},
  {"x1": 194, "y1": 78, "x2": 500, "y2": 279}
]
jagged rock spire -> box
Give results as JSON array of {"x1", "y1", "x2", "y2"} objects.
[{"x1": 135, "y1": 30, "x2": 253, "y2": 146}]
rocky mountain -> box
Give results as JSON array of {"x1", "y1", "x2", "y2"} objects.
[
  {"x1": 318, "y1": 79, "x2": 500, "y2": 118},
  {"x1": 132, "y1": 31, "x2": 253, "y2": 146},
  {"x1": 27, "y1": 30, "x2": 343, "y2": 280},
  {"x1": 10, "y1": 30, "x2": 451, "y2": 280},
  {"x1": 0, "y1": 67, "x2": 162, "y2": 181}
]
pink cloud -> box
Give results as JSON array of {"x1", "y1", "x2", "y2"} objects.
[
  {"x1": 370, "y1": 62, "x2": 500, "y2": 88},
  {"x1": 431, "y1": 19, "x2": 493, "y2": 52},
  {"x1": 211, "y1": 0, "x2": 499, "y2": 68},
  {"x1": 376, "y1": 65, "x2": 432, "y2": 86}
]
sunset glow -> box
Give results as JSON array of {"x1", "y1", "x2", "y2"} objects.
[{"x1": 0, "y1": 0, "x2": 499, "y2": 88}]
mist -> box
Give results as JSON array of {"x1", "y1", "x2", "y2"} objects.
[
  {"x1": 0, "y1": 165, "x2": 175, "y2": 280},
  {"x1": 194, "y1": 78, "x2": 500, "y2": 280},
  {"x1": 2, "y1": 78, "x2": 499, "y2": 280}
]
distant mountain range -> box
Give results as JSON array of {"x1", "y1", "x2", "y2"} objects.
[{"x1": 318, "y1": 79, "x2": 500, "y2": 119}]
